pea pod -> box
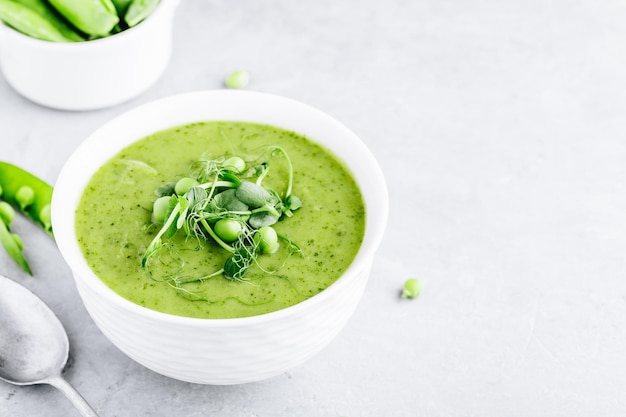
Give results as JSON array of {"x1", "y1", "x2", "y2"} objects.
[
  {"x1": 17, "y1": 0, "x2": 85, "y2": 41},
  {"x1": 47, "y1": 0, "x2": 119, "y2": 37},
  {"x1": 0, "y1": 218, "x2": 31, "y2": 274},
  {"x1": 0, "y1": 161, "x2": 53, "y2": 237},
  {"x1": 0, "y1": 0, "x2": 74, "y2": 42},
  {"x1": 110, "y1": 0, "x2": 131, "y2": 18},
  {"x1": 124, "y1": 0, "x2": 158, "y2": 27}
]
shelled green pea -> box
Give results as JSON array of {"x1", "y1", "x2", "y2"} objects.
[
  {"x1": 254, "y1": 226, "x2": 279, "y2": 254},
  {"x1": 175, "y1": 177, "x2": 199, "y2": 196},
  {"x1": 224, "y1": 70, "x2": 250, "y2": 89},
  {"x1": 401, "y1": 278, "x2": 422, "y2": 299},
  {"x1": 222, "y1": 156, "x2": 246, "y2": 173},
  {"x1": 214, "y1": 219, "x2": 243, "y2": 243}
]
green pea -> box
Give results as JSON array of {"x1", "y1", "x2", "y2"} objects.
[
  {"x1": 16, "y1": 185, "x2": 35, "y2": 210},
  {"x1": 401, "y1": 278, "x2": 422, "y2": 299},
  {"x1": 151, "y1": 196, "x2": 171, "y2": 223},
  {"x1": 39, "y1": 204, "x2": 51, "y2": 232},
  {"x1": 225, "y1": 70, "x2": 250, "y2": 89},
  {"x1": 0, "y1": 202, "x2": 15, "y2": 225},
  {"x1": 12, "y1": 233, "x2": 23, "y2": 251},
  {"x1": 213, "y1": 219, "x2": 242, "y2": 243},
  {"x1": 222, "y1": 157, "x2": 246, "y2": 174},
  {"x1": 254, "y1": 226, "x2": 278, "y2": 254},
  {"x1": 174, "y1": 177, "x2": 199, "y2": 195}
]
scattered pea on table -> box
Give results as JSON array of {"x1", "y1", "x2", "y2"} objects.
[
  {"x1": 225, "y1": 70, "x2": 251, "y2": 89},
  {"x1": 401, "y1": 278, "x2": 423, "y2": 299}
]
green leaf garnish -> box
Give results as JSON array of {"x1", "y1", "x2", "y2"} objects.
[
  {"x1": 223, "y1": 246, "x2": 254, "y2": 281},
  {"x1": 213, "y1": 189, "x2": 248, "y2": 213},
  {"x1": 154, "y1": 182, "x2": 176, "y2": 197},
  {"x1": 235, "y1": 181, "x2": 273, "y2": 208},
  {"x1": 249, "y1": 211, "x2": 279, "y2": 229},
  {"x1": 286, "y1": 195, "x2": 302, "y2": 211},
  {"x1": 141, "y1": 145, "x2": 303, "y2": 285}
]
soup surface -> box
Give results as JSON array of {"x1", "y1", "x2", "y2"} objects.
[{"x1": 76, "y1": 121, "x2": 365, "y2": 318}]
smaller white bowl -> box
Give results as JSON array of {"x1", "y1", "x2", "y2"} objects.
[
  {"x1": 0, "y1": 0, "x2": 179, "y2": 111},
  {"x1": 52, "y1": 90, "x2": 388, "y2": 384}
]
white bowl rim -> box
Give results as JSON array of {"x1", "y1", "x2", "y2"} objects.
[{"x1": 52, "y1": 90, "x2": 388, "y2": 327}]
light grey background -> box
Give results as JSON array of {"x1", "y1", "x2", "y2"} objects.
[{"x1": 2, "y1": 0, "x2": 626, "y2": 415}]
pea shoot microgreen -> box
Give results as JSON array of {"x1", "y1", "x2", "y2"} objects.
[{"x1": 141, "y1": 146, "x2": 303, "y2": 287}]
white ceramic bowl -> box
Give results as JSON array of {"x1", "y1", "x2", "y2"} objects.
[
  {"x1": 0, "y1": 0, "x2": 179, "y2": 111},
  {"x1": 52, "y1": 90, "x2": 388, "y2": 384}
]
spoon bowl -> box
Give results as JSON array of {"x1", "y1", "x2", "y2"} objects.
[{"x1": 0, "y1": 274, "x2": 98, "y2": 416}]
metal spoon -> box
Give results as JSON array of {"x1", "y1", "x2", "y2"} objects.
[{"x1": 0, "y1": 274, "x2": 99, "y2": 417}]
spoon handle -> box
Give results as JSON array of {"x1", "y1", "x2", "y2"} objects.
[{"x1": 47, "y1": 375, "x2": 99, "y2": 417}]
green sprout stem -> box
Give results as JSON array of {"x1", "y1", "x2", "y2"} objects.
[
  {"x1": 256, "y1": 165, "x2": 270, "y2": 186},
  {"x1": 251, "y1": 205, "x2": 280, "y2": 217},
  {"x1": 277, "y1": 232, "x2": 303, "y2": 255},
  {"x1": 198, "y1": 180, "x2": 237, "y2": 191},
  {"x1": 197, "y1": 178, "x2": 237, "y2": 203},
  {"x1": 267, "y1": 146, "x2": 294, "y2": 198},
  {"x1": 142, "y1": 202, "x2": 181, "y2": 266},
  {"x1": 174, "y1": 268, "x2": 224, "y2": 285}
]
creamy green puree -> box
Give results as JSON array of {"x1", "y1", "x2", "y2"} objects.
[{"x1": 76, "y1": 121, "x2": 365, "y2": 319}]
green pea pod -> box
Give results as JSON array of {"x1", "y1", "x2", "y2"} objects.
[
  {"x1": 0, "y1": 0, "x2": 73, "y2": 42},
  {"x1": 0, "y1": 217, "x2": 31, "y2": 274},
  {"x1": 18, "y1": 0, "x2": 85, "y2": 41},
  {"x1": 124, "y1": 0, "x2": 158, "y2": 27},
  {"x1": 111, "y1": 0, "x2": 132, "y2": 18},
  {"x1": 47, "y1": 0, "x2": 119, "y2": 37},
  {"x1": 0, "y1": 162, "x2": 53, "y2": 237}
]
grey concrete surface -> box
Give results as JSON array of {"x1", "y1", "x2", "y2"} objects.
[{"x1": 2, "y1": 0, "x2": 626, "y2": 416}]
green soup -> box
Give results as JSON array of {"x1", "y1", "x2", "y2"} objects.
[{"x1": 76, "y1": 121, "x2": 365, "y2": 319}]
